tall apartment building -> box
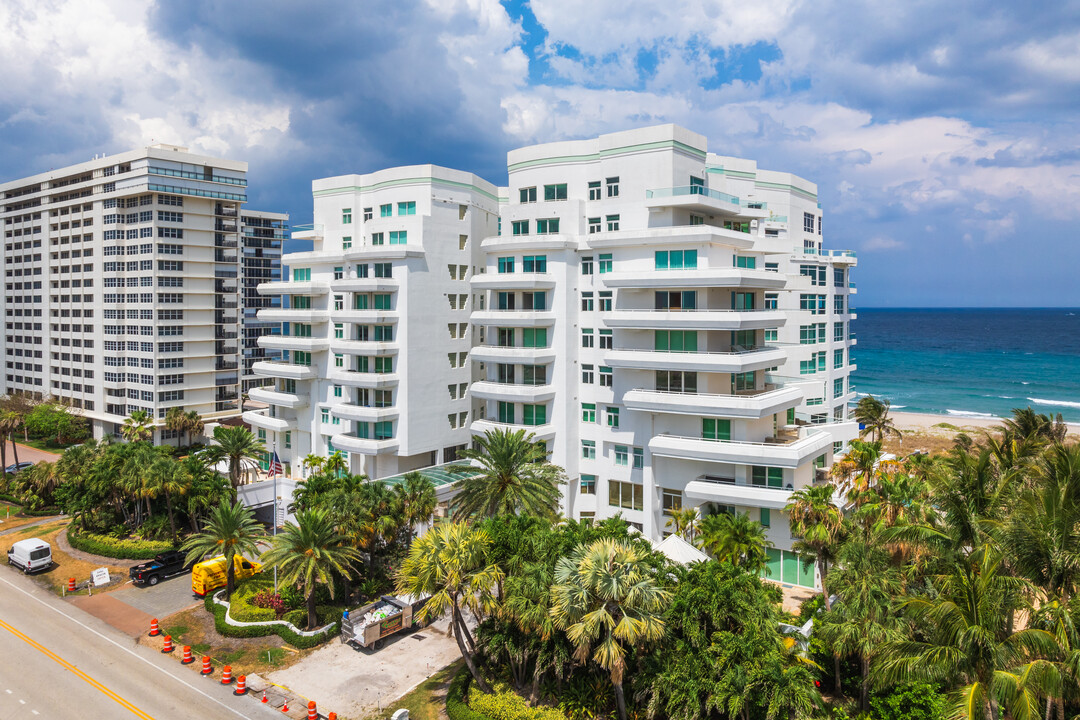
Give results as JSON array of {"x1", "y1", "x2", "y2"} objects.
[
  {"x1": 246, "y1": 166, "x2": 499, "y2": 478},
  {"x1": 470, "y1": 125, "x2": 858, "y2": 589},
  {"x1": 240, "y1": 210, "x2": 287, "y2": 392}
]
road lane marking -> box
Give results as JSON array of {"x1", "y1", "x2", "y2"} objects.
[
  {"x1": 0, "y1": 573, "x2": 259, "y2": 719},
  {"x1": 0, "y1": 617, "x2": 155, "y2": 719}
]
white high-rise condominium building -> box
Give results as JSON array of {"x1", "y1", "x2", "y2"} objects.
[
  {"x1": 471, "y1": 125, "x2": 857, "y2": 589},
  {"x1": 240, "y1": 210, "x2": 287, "y2": 392},
  {"x1": 247, "y1": 166, "x2": 499, "y2": 479},
  {"x1": 0, "y1": 144, "x2": 285, "y2": 441}
]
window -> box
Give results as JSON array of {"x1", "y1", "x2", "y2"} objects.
[
  {"x1": 292, "y1": 268, "x2": 311, "y2": 282},
  {"x1": 580, "y1": 475, "x2": 596, "y2": 494},
  {"x1": 374, "y1": 325, "x2": 393, "y2": 341},
  {"x1": 599, "y1": 366, "x2": 613, "y2": 387},
  {"x1": 606, "y1": 406, "x2": 619, "y2": 427},
  {"x1": 655, "y1": 249, "x2": 697, "y2": 269},
  {"x1": 398, "y1": 201, "x2": 415, "y2": 215},
  {"x1": 334, "y1": 323, "x2": 344, "y2": 339},
  {"x1": 598, "y1": 253, "x2": 613, "y2": 273},
  {"x1": 734, "y1": 256, "x2": 756, "y2": 269},
  {"x1": 536, "y1": 218, "x2": 560, "y2": 234},
  {"x1": 523, "y1": 255, "x2": 546, "y2": 273},
  {"x1": 609, "y1": 481, "x2": 643, "y2": 511},
  {"x1": 581, "y1": 364, "x2": 594, "y2": 384},
  {"x1": 582, "y1": 440, "x2": 596, "y2": 459},
  {"x1": 543, "y1": 184, "x2": 567, "y2": 201},
  {"x1": 342, "y1": 208, "x2": 352, "y2": 224},
  {"x1": 363, "y1": 207, "x2": 373, "y2": 221},
  {"x1": 800, "y1": 264, "x2": 826, "y2": 286},
  {"x1": 581, "y1": 292, "x2": 594, "y2": 311},
  {"x1": 834, "y1": 377, "x2": 845, "y2": 398},
  {"x1": 760, "y1": 508, "x2": 771, "y2": 527},
  {"x1": 751, "y1": 466, "x2": 784, "y2": 488},
  {"x1": 371, "y1": 232, "x2": 383, "y2": 245},
  {"x1": 606, "y1": 214, "x2": 620, "y2": 232},
  {"x1": 834, "y1": 268, "x2": 846, "y2": 287},
  {"x1": 293, "y1": 351, "x2": 312, "y2": 366},
  {"x1": 343, "y1": 236, "x2": 352, "y2": 250},
  {"x1": 835, "y1": 295, "x2": 845, "y2": 314},
  {"x1": 606, "y1": 177, "x2": 620, "y2": 197},
  {"x1": 333, "y1": 385, "x2": 343, "y2": 398},
  {"x1": 512, "y1": 220, "x2": 529, "y2": 236},
  {"x1": 356, "y1": 263, "x2": 369, "y2": 278},
  {"x1": 598, "y1": 291, "x2": 612, "y2": 311},
  {"x1": 333, "y1": 266, "x2": 343, "y2": 280},
  {"x1": 834, "y1": 321, "x2": 845, "y2": 342},
  {"x1": 373, "y1": 293, "x2": 392, "y2": 310},
  {"x1": 389, "y1": 230, "x2": 407, "y2": 244},
  {"x1": 374, "y1": 421, "x2": 393, "y2": 439},
  {"x1": 834, "y1": 349, "x2": 844, "y2": 368},
  {"x1": 614, "y1": 445, "x2": 629, "y2": 466},
  {"x1": 801, "y1": 293, "x2": 826, "y2": 315},
  {"x1": 498, "y1": 401, "x2": 514, "y2": 424},
  {"x1": 654, "y1": 330, "x2": 697, "y2": 353},
  {"x1": 662, "y1": 489, "x2": 682, "y2": 515},
  {"x1": 523, "y1": 365, "x2": 546, "y2": 386},
  {"x1": 689, "y1": 214, "x2": 704, "y2": 226},
  {"x1": 581, "y1": 256, "x2": 594, "y2": 274},
  {"x1": 522, "y1": 327, "x2": 546, "y2": 347},
  {"x1": 588, "y1": 181, "x2": 601, "y2": 200},
  {"x1": 522, "y1": 404, "x2": 546, "y2": 426},
  {"x1": 632, "y1": 447, "x2": 644, "y2": 469},
  {"x1": 655, "y1": 290, "x2": 696, "y2": 310},
  {"x1": 803, "y1": 212, "x2": 815, "y2": 233},
  {"x1": 656, "y1": 370, "x2": 697, "y2": 393},
  {"x1": 582, "y1": 328, "x2": 594, "y2": 348},
  {"x1": 519, "y1": 187, "x2": 537, "y2": 204},
  {"x1": 599, "y1": 329, "x2": 612, "y2": 349},
  {"x1": 765, "y1": 293, "x2": 778, "y2": 310},
  {"x1": 374, "y1": 262, "x2": 392, "y2": 278},
  {"x1": 702, "y1": 418, "x2": 731, "y2": 441},
  {"x1": 732, "y1": 371, "x2": 756, "y2": 392},
  {"x1": 522, "y1": 291, "x2": 546, "y2": 310},
  {"x1": 582, "y1": 403, "x2": 596, "y2": 423},
  {"x1": 380, "y1": 204, "x2": 392, "y2": 217},
  {"x1": 375, "y1": 357, "x2": 393, "y2": 374},
  {"x1": 498, "y1": 257, "x2": 514, "y2": 274}
]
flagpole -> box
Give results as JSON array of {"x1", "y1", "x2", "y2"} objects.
[{"x1": 272, "y1": 442, "x2": 278, "y2": 593}]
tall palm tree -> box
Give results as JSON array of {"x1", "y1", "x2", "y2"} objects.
[
  {"x1": 854, "y1": 395, "x2": 902, "y2": 444},
  {"x1": 302, "y1": 454, "x2": 325, "y2": 477},
  {"x1": 665, "y1": 506, "x2": 700, "y2": 543},
  {"x1": 1000, "y1": 407, "x2": 1067, "y2": 445},
  {"x1": 453, "y1": 428, "x2": 564, "y2": 519},
  {"x1": 830, "y1": 439, "x2": 885, "y2": 499},
  {"x1": 121, "y1": 410, "x2": 154, "y2": 443},
  {"x1": 323, "y1": 451, "x2": 347, "y2": 477},
  {"x1": 14, "y1": 460, "x2": 61, "y2": 509},
  {"x1": 261, "y1": 508, "x2": 360, "y2": 630},
  {"x1": 878, "y1": 545, "x2": 1058, "y2": 720},
  {"x1": 550, "y1": 538, "x2": 669, "y2": 720},
  {"x1": 145, "y1": 455, "x2": 190, "y2": 544},
  {"x1": 180, "y1": 454, "x2": 232, "y2": 533},
  {"x1": 696, "y1": 512, "x2": 773, "y2": 574},
  {"x1": 785, "y1": 484, "x2": 845, "y2": 610},
  {"x1": 185, "y1": 411, "x2": 204, "y2": 445},
  {"x1": 0, "y1": 410, "x2": 21, "y2": 485},
  {"x1": 164, "y1": 407, "x2": 186, "y2": 447},
  {"x1": 395, "y1": 522, "x2": 503, "y2": 692},
  {"x1": 327, "y1": 479, "x2": 401, "y2": 567},
  {"x1": 393, "y1": 471, "x2": 437, "y2": 548},
  {"x1": 206, "y1": 425, "x2": 265, "y2": 489},
  {"x1": 181, "y1": 501, "x2": 264, "y2": 599}
]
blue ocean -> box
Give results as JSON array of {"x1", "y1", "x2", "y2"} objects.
[{"x1": 852, "y1": 309, "x2": 1080, "y2": 423}]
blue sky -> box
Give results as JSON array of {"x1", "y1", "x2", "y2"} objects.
[{"x1": 1, "y1": 0, "x2": 1078, "y2": 307}]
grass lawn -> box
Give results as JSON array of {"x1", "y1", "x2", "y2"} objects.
[
  {"x1": 373, "y1": 660, "x2": 462, "y2": 720},
  {"x1": 0, "y1": 519, "x2": 131, "y2": 594},
  {"x1": 18, "y1": 437, "x2": 75, "y2": 453},
  {"x1": 0, "y1": 501, "x2": 49, "y2": 533}
]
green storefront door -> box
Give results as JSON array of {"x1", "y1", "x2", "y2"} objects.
[
  {"x1": 782, "y1": 551, "x2": 798, "y2": 584},
  {"x1": 797, "y1": 554, "x2": 816, "y2": 588},
  {"x1": 763, "y1": 548, "x2": 782, "y2": 581}
]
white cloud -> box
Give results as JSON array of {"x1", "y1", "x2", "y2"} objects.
[{"x1": 863, "y1": 236, "x2": 905, "y2": 251}]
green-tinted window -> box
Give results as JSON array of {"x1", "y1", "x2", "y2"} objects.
[
  {"x1": 354, "y1": 294, "x2": 369, "y2": 310},
  {"x1": 334, "y1": 353, "x2": 344, "y2": 368},
  {"x1": 355, "y1": 356, "x2": 369, "y2": 372},
  {"x1": 797, "y1": 554, "x2": 816, "y2": 588},
  {"x1": 655, "y1": 249, "x2": 697, "y2": 269},
  {"x1": 633, "y1": 447, "x2": 644, "y2": 469},
  {"x1": 582, "y1": 440, "x2": 596, "y2": 459},
  {"x1": 751, "y1": 466, "x2": 784, "y2": 488},
  {"x1": 734, "y1": 256, "x2": 756, "y2": 269},
  {"x1": 519, "y1": 187, "x2": 537, "y2": 203},
  {"x1": 333, "y1": 385, "x2": 342, "y2": 398},
  {"x1": 498, "y1": 401, "x2": 514, "y2": 424},
  {"x1": 763, "y1": 548, "x2": 782, "y2": 580},
  {"x1": 523, "y1": 255, "x2": 546, "y2": 273},
  {"x1": 292, "y1": 295, "x2": 312, "y2": 309},
  {"x1": 580, "y1": 475, "x2": 596, "y2": 494},
  {"x1": 373, "y1": 294, "x2": 392, "y2": 310},
  {"x1": 371, "y1": 232, "x2": 383, "y2": 245},
  {"x1": 374, "y1": 325, "x2": 393, "y2": 342},
  {"x1": 523, "y1": 404, "x2": 546, "y2": 426},
  {"x1": 342, "y1": 208, "x2": 352, "y2": 224},
  {"x1": 581, "y1": 403, "x2": 596, "y2": 423},
  {"x1": 782, "y1": 551, "x2": 799, "y2": 584},
  {"x1": 834, "y1": 349, "x2": 844, "y2": 368},
  {"x1": 614, "y1": 445, "x2": 628, "y2": 466},
  {"x1": 512, "y1": 220, "x2": 529, "y2": 236},
  {"x1": 536, "y1": 218, "x2": 560, "y2": 234},
  {"x1": 293, "y1": 351, "x2": 311, "y2": 366},
  {"x1": 380, "y1": 203, "x2": 392, "y2": 217},
  {"x1": 374, "y1": 357, "x2": 393, "y2": 374},
  {"x1": 498, "y1": 257, "x2": 514, "y2": 274},
  {"x1": 606, "y1": 406, "x2": 619, "y2": 428},
  {"x1": 702, "y1": 418, "x2": 731, "y2": 441},
  {"x1": 398, "y1": 201, "x2": 415, "y2": 215},
  {"x1": 522, "y1": 327, "x2": 546, "y2": 348},
  {"x1": 342, "y1": 236, "x2": 352, "y2": 249},
  {"x1": 608, "y1": 480, "x2": 643, "y2": 511},
  {"x1": 760, "y1": 508, "x2": 771, "y2": 527},
  {"x1": 374, "y1": 421, "x2": 392, "y2": 439},
  {"x1": 292, "y1": 268, "x2": 311, "y2": 282},
  {"x1": 598, "y1": 253, "x2": 613, "y2": 273},
  {"x1": 654, "y1": 330, "x2": 698, "y2": 352},
  {"x1": 543, "y1": 184, "x2": 567, "y2": 201},
  {"x1": 389, "y1": 230, "x2": 407, "y2": 244}
]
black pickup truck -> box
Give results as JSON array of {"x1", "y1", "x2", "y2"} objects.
[{"x1": 129, "y1": 550, "x2": 192, "y2": 586}]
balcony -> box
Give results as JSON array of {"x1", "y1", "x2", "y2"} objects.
[
  {"x1": 257, "y1": 335, "x2": 330, "y2": 352},
  {"x1": 248, "y1": 386, "x2": 307, "y2": 409},
  {"x1": 216, "y1": 206, "x2": 239, "y2": 217},
  {"x1": 330, "y1": 404, "x2": 399, "y2": 423},
  {"x1": 215, "y1": 360, "x2": 239, "y2": 371},
  {"x1": 470, "y1": 381, "x2": 557, "y2": 403},
  {"x1": 215, "y1": 343, "x2": 238, "y2": 355},
  {"x1": 343, "y1": 245, "x2": 424, "y2": 261},
  {"x1": 471, "y1": 309, "x2": 556, "y2": 327},
  {"x1": 603, "y1": 308, "x2": 786, "y2": 331},
  {"x1": 215, "y1": 312, "x2": 238, "y2": 325},
  {"x1": 257, "y1": 280, "x2": 330, "y2": 295},
  {"x1": 329, "y1": 370, "x2": 400, "y2": 389},
  {"x1": 331, "y1": 432, "x2": 399, "y2": 455},
  {"x1": 214, "y1": 221, "x2": 238, "y2": 232},
  {"x1": 469, "y1": 345, "x2": 558, "y2": 364},
  {"x1": 216, "y1": 390, "x2": 239, "y2": 402},
  {"x1": 290, "y1": 223, "x2": 323, "y2": 241},
  {"x1": 471, "y1": 273, "x2": 556, "y2": 290},
  {"x1": 328, "y1": 340, "x2": 399, "y2": 356},
  {"x1": 252, "y1": 361, "x2": 317, "y2": 380},
  {"x1": 215, "y1": 251, "x2": 238, "y2": 263},
  {"x1": 601, "y1": 268, "x2": 786, "y2": 290},
  {"x1": 603, "y1": 346, "x2": 787, "y2": 373},
  {"x1": 623, "y1": 385, "x2": 804, "y2": 419},
  {"x1": 682, "y1": 477, "x2": 796, "y2": 510},
  {"x1": 330, "y1": 277, "x2": 399, "y2": 293},
  {"x1": 644, "y1": 185, "x2": 742, "y2": 216},
  {"x1": 215, "y1": 299, "x2": 238, "y2": 309},
  {"x1": 649, "y1": 427, "x2": 834, "y2": 467},
  {"x1": 581, "y1": 224, "x2": 755, "y2": 250},
  {"x1": 242, "y1": 409, "x2": 291, "y2": 432},
  {"x1": 330, "y1": 309, "x2": 398, "y2": 324},
  {"x1": 215, "y1": 238, "x2": 238, "y2": 248},
  {"x1": 215, "y1": 280, "x2": 238, "y2": 293},
  {"x1": 215, "y1": 330, "x2": 238, "y2": 340},
  {"x1": 256, "y1": 308, "x2": 330, "y2": 324},
  {"x1": 470, "y1": 418, "x2": 556, "y2": 442}
]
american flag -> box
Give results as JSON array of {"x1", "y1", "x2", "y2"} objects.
[{"x1": 269, "y1": 451, "x2": 283, "y2": 478}]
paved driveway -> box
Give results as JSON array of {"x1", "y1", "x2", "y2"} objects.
[
  {"x1": 3, "y1": 441, "x2": 59, "y2": 466},
  {"x1": 112, "y1": 573, "x2": 202, "y2": 619}
]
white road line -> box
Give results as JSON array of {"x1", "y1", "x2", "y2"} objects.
[
  {"x1": 18, "y1": 699, "x2": 25, "y2": 704},
  {"x1": 0, "y1": 573, "x2": 262, "y2": 719}
]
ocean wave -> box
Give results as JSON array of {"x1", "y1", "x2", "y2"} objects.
[
  {"x1": 891, "y1": 405, "x2": 907, "y2": 409},
  {"x1": 946, "y1": 409, "x2": 999, "y2": 419},
  {"x1": 1028, "y1": 397, "x2": 1080, "y2": 410}
]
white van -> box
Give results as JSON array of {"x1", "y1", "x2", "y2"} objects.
[{"x1": 7, "y1": 538, "x2": 52, "y2": 573}]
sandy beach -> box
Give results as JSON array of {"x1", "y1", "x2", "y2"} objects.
[{"x1": 880, "y1": 411, "x2": 1079, "y2": 455}]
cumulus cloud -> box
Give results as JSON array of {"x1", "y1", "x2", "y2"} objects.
[{"x1": 863, "y1": 236, "x2": 905, "y2": 251}]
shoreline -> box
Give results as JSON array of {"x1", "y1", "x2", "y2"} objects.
[
  {"x1": 876, "y1": 410, "x2": 1078, "y2": 456},
  {"x1": 890, "y1": 410, "x2": 1080, "y2": 433}
]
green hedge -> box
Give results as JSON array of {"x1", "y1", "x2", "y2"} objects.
[
  {"x1": 203, "y1": 594, "x2": 339, "y2": 650},
  {"x1": 66, "y1": 527, "x2": 174, "y2": 560},
  {"x1": 447, "y1": 670, "x2": 490, "y2": 720},
  {"x1": 470, "y1": 686, "x2": 565, "y2": 720},
  {"x1": 228, "y1": 582, "x2": 278, "y2": 623}
]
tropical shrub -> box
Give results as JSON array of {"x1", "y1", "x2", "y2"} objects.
[
  {"x1": 869, "y1": 683, "x2": 947, "y2": 720},
  {"x1": 67, "y1": 527, "x2": 174, "y2": 559},
  {"x1": 447, "y1": 671, "x2": 489, "y2": 720},
  {"x1": 469, "y1": 684, "x2": 565, "y2": 720}
]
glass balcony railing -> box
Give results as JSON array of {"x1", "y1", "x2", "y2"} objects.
[{"x1": 646, "y1": 186, "x2": 740, "y2": 206}]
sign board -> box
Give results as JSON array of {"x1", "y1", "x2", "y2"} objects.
[{"x1": 91, "y1": 567, "x2": 111, "y2": 587}]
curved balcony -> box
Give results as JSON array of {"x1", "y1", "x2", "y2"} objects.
[
  {"x1": 479, "y1": 234, "x2": 577, "y2": 252},
  {"x1": 330, "y1": 404, "x2": 399, "y2": 423},
  {"x1": 601, "y1": 268, "x2": 786, "y2": 290},
  {"x1": 329, "y1": 340, "x2": 399, "y2": 356},
  {"x1": 603, "y1": 308, "x2": 785, "y2": 331},
  {"x1": 252, "y1": 361, "x2": 317, "y2": 380},
  {"x1": 469, "y1": 345, "x2": 558, "y2": 364},
  {"x1": 470, "y1": 310, "x2": 556, "y2": 327},
  {"x1": 469, "y1": 381, "x2": 557, "y2": 403},
  {"x1": 471, "y1": 273, "x2": 556, "y2": 290},
  {"x1": 583, "y1": 224, "x2": 755, "y2": 250},
  {"x1": 248, "y1": 386, "x2": 308, "y2": 409},
  {"x1": 603, "y1": 346, "x2": 787, "y2": 373},
  {"x1": 331, "y1": 432, "x2": 399, "y2": 455},
  {"x1": 256, "y1": 308, "x2": 330, "y2": 324},
  {"x1": 470, "y1": 419, "x2": 556, "y2": 442},
  {"x1": 257, "y1": 335, "x2": 330, "y2": 352},
  {"x1": 257, "y1": 280, "x2": 330, "y2": 295},
  {"x1": 623, "y1": 385, "x2": 804, "y2": 419},
  {"x1": 343, "y1": 246, "x2": 423, "y2": 261},
  {"x1": 330, "y1": 309, "x2": 398, "y2": 324},
  {"x1": 242, "y1": 410, "x2": 292, "y2": 432},
  {"x1": 330, "y1": 277, "x2": 399, "y2": 292},
  {"x1": 329, "y1": 370, "x2": 400, "y2": 389},
  {"x1": 649, "y1": 427, "x2": 833, "y2": 468},
  {"x1": 682, "y1": 478, "x2": 796, "y2": 510}
]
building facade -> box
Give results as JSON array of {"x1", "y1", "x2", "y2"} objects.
[
  {"x1": 246, "y1": 165, "x2": 499, "y2": 479},
  {"x1": 470, "y1": 125, "x2": 857, "y2": 589},
  {"x1": 240, "y1": 210, "x2": 287, "y2": 392}
]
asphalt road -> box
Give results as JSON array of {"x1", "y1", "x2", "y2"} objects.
[
  {"x1": 113, "y1": 572, "x2": 203, "y2": 619},
  {"x1": 0, "y1": 568, "x2": 280, "y2": 720}
]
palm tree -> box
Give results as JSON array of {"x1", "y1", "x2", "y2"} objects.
[
  {"x1": 0, "y1": 410, "x2": 21, "y2": 485},
  {"x1": 854, "y1": 395, "x2": 902, "y2": 444},
  {"x1": 206, "y1": 425, "x2": 265, "y2": 489},
  {"x1": 181, "y1": 501, "x2": 264, "y2": 599},
  {"x1": 120, "y1": 409, "x2": 154, "y2": 443},
  {"x1": 323, "y1": 450, "x2": 347, "y2": 477},
  {"x1": 393, "y1": 471, "x2": 437, "y2": 548},
  {"x1": 261, "y1": 508, "x2": 360, "y2": 630},
  {"x1": 145, "y1": 455, "x2": 189, "y2": 544},
  {"x1": 665, "y1": 506, "x2": 700, "y2": 543},
  {"x1": 1000, "y1": 407, "x2": 1067, "y2": 445},
  {"x1": 302, "y1": 454, "x2": 325, "y2": 477},
  {"x1": 878, "y1": 545, "x2": 1058, "y2": 720},
  {"x1": 180, "y1": 454, "x2": 232, "y2": 533},
  {"x1": 550, "y1": 538, "x2": 669, "y2": 720},
  {"x1": 785, "y1": 484, "x2": 845, "y2": 610},
  {"x1": 830, "y1": 439, "x2": 885, "y2": 500},
  {"x1": 14, "y1": 460, "x2": 61, "y2": 509},
  {"x1": 185, "y1": 411, "x2": 204, "y2": 445},
  {"x1": 395, "y1": 522, "x2": 503, "y2": 692},
  {"x1": 453, "y1": 428, "x2": 564, "y2": 519},
  {"x1": 164, "y1": 407, "x2": 186, "y2": 447},
  {"x1": 696, "y1": 512, "x2": 773, "y2": 574}
]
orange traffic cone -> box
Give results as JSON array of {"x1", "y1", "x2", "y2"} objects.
[
  {"x1": 234, "y1": 675, "x2": 247, "y2": 696},
  {"x1": 307, "y1": 700, "x2": 318, "y2": 719},
  {"x1": 200, "y1": 656, "x2": 213, "y2": 676},
  {"x1": 181, "y1": 646, "x2": 194, "y2": 664},
  {"x1": 161, "y1": 635, "x2": 174, "y2": 653},
  {"x1": 329, "y1": 713, "x2": 338, "y2": 720},
  {"x1": 281, "y1": 698, "x2": 289, "y2": 713},
  {"x1": 148, "y1": 618, "x2": 160, "y2": 637},
  {"x1": 220, "y1": 665, "x2": 233, "y2": 685},
  {"x1": 67, "y1": 578, "x2": 76, "y2": 593},
  {"x1": 262, "y1": 690, "x2": 268, "y2": 704}
]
